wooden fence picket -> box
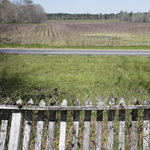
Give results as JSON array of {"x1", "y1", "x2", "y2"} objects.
[
  {"x1": 118, "y1": 98, "x2": 125, "y2": 150},
  {"x1": 107, "y1": 98, "x2": 115, "y2": 150},
  {"x1": 0, "y1": 110, "x2": 10, "y2": 150},
  {"x1": 8, "y1": 111, "x2": 23, "y2": 150},
  {"x1": 83, "y1": 99, "x2": 92, "y2": 150},
  {"x1": 59, "y1": 99, "x2": 68, "y2": 150},
  {"x1": 35, "y1": 100, "x2": 45, "y2": 150},
  {"x1": 143, "y1": 109, "x2": 149, "y2": 150},
  {"x1": 46, "y1": 99, "x2": 57, "y2": 150},
  {"x1": 22, "y1": 110, "x2": 33, "y2": 150}
]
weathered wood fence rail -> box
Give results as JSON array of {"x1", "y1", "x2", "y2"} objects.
[{"x1": 0, "y1": 97, "x2": 150, "y2": 150}]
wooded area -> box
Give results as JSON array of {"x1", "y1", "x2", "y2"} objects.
[
  {"x1": 47, "y1": 13, "x2": 119, "y2": 20},
  {"x1": 47, "y1": 11, "x2": 150, "y2": 23},
  {"x1": 0, "y1": 0, "x2": 46, "y2": 23}
]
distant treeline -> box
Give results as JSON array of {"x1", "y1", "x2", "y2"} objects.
[
  {"x1": 47, "y1": 11, "x2": 150, "y2": 23},
  {"x1": 47, "y1": 13, "x2": 119, "y2": 20}
]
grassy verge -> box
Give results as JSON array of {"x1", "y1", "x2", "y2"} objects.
[{"x1": 0, "y1": 43, "x2": 150, "y2": 49}]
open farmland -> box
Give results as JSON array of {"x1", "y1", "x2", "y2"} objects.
[{"x1": 1, "y1": 20, "x2": 150, "y2": 48}]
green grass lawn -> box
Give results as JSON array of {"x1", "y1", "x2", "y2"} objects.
[{"x1": 0, "y1": 54, "x2": 150, "y2": 106}]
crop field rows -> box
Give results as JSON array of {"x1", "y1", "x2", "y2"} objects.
[{"x1": 1, "y1": 21, "x2": 150, "y2": 47}]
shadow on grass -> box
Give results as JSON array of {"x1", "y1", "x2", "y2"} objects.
[{"x1": 0, "y1": 57, "x2": 42, "y2": 104}]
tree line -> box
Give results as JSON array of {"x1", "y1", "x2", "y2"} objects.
[
  {"x1": 0, "y1": 0, "x2": 46, "y2": 23},
  {"x1": 47, "y1": 11, "x2": 150, "y2": 23},
  {"x1": 47, "y1": 13, "x2": 119, "y2": 20}
]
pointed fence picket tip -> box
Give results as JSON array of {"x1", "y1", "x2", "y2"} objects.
[
  {"x1": 7, "y1": 97, "x2": 10, "y2": 101},
  {"x1": 109, "y1": 98, "x2": 116, "y2": 106},
  {"x1": 16, "y1": 97, "x2": 23, "y2": 105},
  {"x1": 27, "y1": 98, "x2": 34, "y2": 105},
  {"x1": 61, "y1": 99, "x2": 67, "y2": 106},
  {"x1": 144, "y1": 99, "x2": 150, "y2": 105},
  {"x1": 132, "y1": 97, "x2": 140, "y2": 105},
  {"x1": 144, "y1": 99, "x2": 148, "y2": 105},
  {"x1": 74, "y1": 98, "x2": 80, "y2": 106},
  {"x1": 85, "y1": 98, "x2": 92, "y2": 106},
  {"x1": 51, "y1": 99, "x2": 57, "y2": 106},
  {"x1": 3, "y1": 97, "x2": 10, "y2": 104},
  {"x1": 119, "y1": 98, "x2": 125, "y2": 107},
  {"x1": 97, "y1": 98, "x2": 104, "y2": 106},
  {"x1": 39, "y1": 99, "x2": 46, "y2": 106},
  {"x1": 132, "y1": 98, "x2": 137, "y2": 105}
]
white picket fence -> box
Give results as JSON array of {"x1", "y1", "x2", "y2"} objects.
[{"x1": 0, "y1": 97, "x2": 150, "y2": 150}]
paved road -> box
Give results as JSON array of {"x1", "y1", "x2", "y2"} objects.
[{"x1": 0, "y1": 48, "x2": 150, "y2": 55}]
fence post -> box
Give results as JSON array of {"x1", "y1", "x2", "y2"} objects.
[
  {"x1": 35, "y1": 100, "x2": 45, "y2": 150},
  {"x1": 8, "y1": 111, "x2": 23, "y2": 150},
  {"x1": 46, "y1": 99, "x2": 57, "y2": 150},
  {"x1": 72, "y1": 98, "x2": 80, "y2": 150},
  {"x1": 95, "y1": 98, "x2": 104, "y2": 150},
  {"x1": 143, "y1": 107, "x2": 149, "y2": 150},
  {"x1": 0, "y1": 110, "x2": 10, "y2": 150},
  {"x1": 107, "y1": 98, "x2": 115, "y2": 150},
  {"x1": 59, "y1": 99, "x2": 67, "y2": 150},
  {"x1": 83, "y1": 98, "x2": 92, "y2": 150},
  {"x1": 131, "y1": 98, "x2": 138, "y2": 150},
  {"x1": 118, "y1": 98, "x2": 125, "y2": 150}
]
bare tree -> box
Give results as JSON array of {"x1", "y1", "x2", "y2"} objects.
[
  {"x1": 134, "y1": 12, "x2": 145, "y2": 22},
  {"x1": 0, "y1": 0, "x2": 46, "y2": 23},
  {"x1": 119, "y1": 11, "x2": 130, "y2": 21},
  {"x1": 145, "y1": 11, "x2": 150, "y2": 23},
  {"x1": 0, "y1": 0, "x2": 11, "y2": 23}
]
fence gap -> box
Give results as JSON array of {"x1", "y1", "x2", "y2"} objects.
[
  {"x1": 72, "y1": 98, "x2": 80, "y2": 150},
  {"x1": 95, "y1": 98, "x2": 103, "y2": 150}
]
